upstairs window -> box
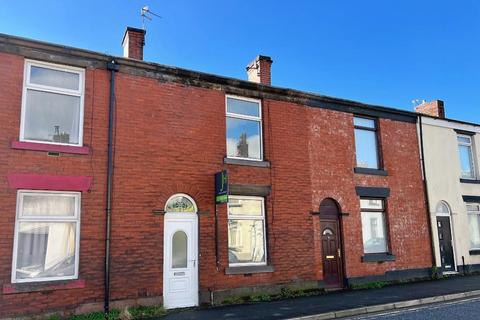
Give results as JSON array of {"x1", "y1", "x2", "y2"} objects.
[
  {"x1": 354, "y1": 117, "x2": 380, "y2": 169},
  {"x1": 360, "y1": 198, "x2": 388, "y2": 254},
  {"x1": 226, "y1": 96, "x2": 262, "y2": 160},
  {"x1": 21, "y1": 60, "x2": 85, "y2": 146},
  {"x1": 457, "y1": 135, "x2": 476, "y2": 179}
]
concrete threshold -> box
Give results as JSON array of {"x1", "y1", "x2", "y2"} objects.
[{"x1": 289, "y1": 289, "x2": 480, "y2": 320}]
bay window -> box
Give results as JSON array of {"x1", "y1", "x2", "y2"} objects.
[{"x1": 12, "y1": 191, "x2": 80, "y2": 283}]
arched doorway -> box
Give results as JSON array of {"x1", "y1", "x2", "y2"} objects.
[
  {"x1": 319, "y1": 198, "x2": 344, "y2": 288},
  {"x1": 436, "y1": 201, "x2": 456, "y2": 272},
  {"x1": 163, "y1": 194, "x2": 199, "y2": 309}
]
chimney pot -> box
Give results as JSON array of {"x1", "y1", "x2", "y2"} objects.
[
  {"x1": 246, "y1": 55, "x2": 273, "y2": 85},
  {"x1": 415, "y1": 99, "x2": 445, "y2": 118},
  {"x1": 122, "y1": 27, "x2": 146, "y2": 60}
]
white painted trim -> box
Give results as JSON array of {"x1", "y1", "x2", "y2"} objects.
[
  {"x1": 11, "y1": 190, "x2": 81, "y2": 283},
  {"x1": 225, "y1": 94, "x2": 263, "y2": 161},
  {"x1": 20, "y1": 59, "x2": 85, "y2": 147},
  {"x1": 227, "y1": 195, "x2": 267, "y2": 267},
  {"x1": 467, "y1": 203, "x2": 480, "y2": 251},
  {"x1": 457, "y1": 134, "x2": 477, "y2": 180}
]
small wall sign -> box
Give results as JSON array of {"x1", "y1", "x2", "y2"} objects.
[{"x1": 215, "y1": 170, "x2": 228, "y2": 204}]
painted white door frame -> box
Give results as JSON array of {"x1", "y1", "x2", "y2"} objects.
[{"x1": 163, "y1": 211, "x2": 199, "y2": 309}]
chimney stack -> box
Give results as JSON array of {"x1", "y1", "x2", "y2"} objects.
[
  {"x1": 122, "y1": 27, "x2": 146, "y2": 60},
  {"x1": 246, "y1": 55, "x2": 273, "y2": 85},
  {"x1": 415, "y1": 100, "x2": 445, "y2": 118}
]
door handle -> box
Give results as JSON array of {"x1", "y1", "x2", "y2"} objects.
[
  {"x1": 189, "y1": 259, "x2": 196, "y2": 267},
  {"x1": 337, "y1": 248, "x2": 341, "y2": 258}
]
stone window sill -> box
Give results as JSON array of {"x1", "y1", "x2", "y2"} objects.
[
  {"x1": 362, "y1": 253, "x2": 396, "y2": 263},
  {"x1": 224, "y1": 157, "x2": 270, "y2": 168},
  {"x1": 3, "y1": 279, "x2": 85, "y2": 294},
  {"x1": 469, "y1": 249, "x2": 480, "y2": 255},
  {"x1": 11, "y1": 141, "x2": 90, "y2": 155},
  {"x1": 225, "y1": 265, "x2": 275, "y2": 275},
  {"x1": 354, "y1": 167, "x2": 388, "y2": 176}
]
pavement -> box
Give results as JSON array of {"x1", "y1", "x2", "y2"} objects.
[
  {"x1": 348, "y1": 297, "x2": 480, "y2": 320},
  {"x1": 157, "y1": 274, "x2": 480, "y2": 320}
]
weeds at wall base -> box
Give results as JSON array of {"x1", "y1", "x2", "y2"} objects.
[{"x1": 46, "y1": 305, "x2": 167, "y2": 320}]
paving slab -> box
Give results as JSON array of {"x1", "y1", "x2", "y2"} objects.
[{"x1": 157, "y1": 275, "x2": 480, "y2": 320}]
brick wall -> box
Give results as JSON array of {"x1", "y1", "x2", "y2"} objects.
[
  {"x1": 0, "y1": 50, "x2": 432, "y2": 317},
  {"x1": 0, "y1": 52, "x2": 110, "y2": 317}
]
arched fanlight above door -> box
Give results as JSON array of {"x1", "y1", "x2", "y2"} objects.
[
  {"x1": 436, "y1": 201, "x2": 451, "y2": 216},
  {"x1": 165, "y1": 194, "x2": 198, "y2": 213}
]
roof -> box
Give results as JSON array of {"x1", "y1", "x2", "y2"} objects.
[{"x1": 0, "y1": 31, "x2": 474, "y2": 126}]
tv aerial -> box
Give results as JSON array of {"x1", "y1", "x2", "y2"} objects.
[{"x1": 141, "y1": 6, "x2": 162, "y2": 30}]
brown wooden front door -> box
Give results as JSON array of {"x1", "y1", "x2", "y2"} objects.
[{"x1": 321, "y1": 220, "x2": 343, "y2": 287}]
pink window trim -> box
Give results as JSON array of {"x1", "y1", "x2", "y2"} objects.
[
  {"x1": 3, "y1": 279, "x2": 86, "y2": 294},
  {"x1": 7, "y1": 173, "x2": 92, "y2": 192},
  {"x1": 11, "y1": 141, "x2": 90, "y2": 155}
]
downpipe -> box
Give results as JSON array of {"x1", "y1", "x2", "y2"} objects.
[{"x1": 105, "y1": 60, "x2": 119, "y2": 314}]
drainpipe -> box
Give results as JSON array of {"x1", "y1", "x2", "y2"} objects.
[
  {"x1": 418, "y1": 115, "x2": 436, "y2": 269},
  {"x1": 105, "y1": 59, "x2": 119, "y2": 314}
]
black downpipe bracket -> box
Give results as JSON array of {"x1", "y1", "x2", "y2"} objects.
[{"x1": 105, "y1": 60, "x2": 119, "y2": 314}]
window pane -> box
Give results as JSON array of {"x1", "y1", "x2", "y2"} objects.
[
  {"x1": 457, "y1": 136, "x2": 471, "y2": 144},
  {"x1": 172, "y1": 231, "x2": 188, "y2": 268},
  {"x1": 354, "y1": 117, "x2": 375, "y2": 128},
  {"x1": 467, "y1": 203, "x2": 480, "y2": 212},
  {"x1": 228, "y1": 219, "x2": 265, "y2": 264},
  {"x1": 16, "y1": 222, "x2": 76, "y2": 280},
  {"x1": 24, "y1": 89, "x2": 81, "y2": 144},
  {"x1": 228, "y1": 198, "x2": 263, "y2": 216},
  {"x1": 354, "y1": 128, "x2": 379, "y2": 169},
  {"x1": 360, "y1": 199, "x2": 383, "y2": 210},
  {"x1": 227, "y1": 97, "x2": 260, "y2": 117},
  {"x1": 21, "y1": 194, "x2": 76, "y2": 217},
  {"x1": 468, "y1": 214, "x2": 480, "y2": 249},
  {"x1": 361, "y1": 211, "x2": 387, "y2": 253},
  {"x1": 458, "y1": 145, "x2": 474, "y2": 178},
  {"x1": 226, "y1": 117, "x2": 261, "y2": 159},
  {"x1": 30, "y1": 66, "x2": 80, "y2": 91},
  {"x1": 165, "y1": 196, "x2": 195, "y2": 213},
  {"x1": 436, "y1": 202, "x2": 450, "y2": 214}
]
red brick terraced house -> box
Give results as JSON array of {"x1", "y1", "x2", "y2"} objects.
[{"x1": 0, "y1": 28, "x2": 433, "y2": 318}]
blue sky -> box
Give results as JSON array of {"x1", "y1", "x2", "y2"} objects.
[{"x1": 1, "y1": 1, "x2": 479, "y2": 122}]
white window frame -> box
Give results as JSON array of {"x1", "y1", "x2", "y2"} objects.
[
  {"x1": 20, "y1": 59, "x2": 85, "y2": 146},
  {"x1": 457, "y1": 134, "x2": 476, "y2": 180},
  {"x1": 467, "y1": 203, "x2": 480, "y2": 250},
  {"x1": 227, "y1": 195, "x2": 267, "y2": 267},
  {"x1": 225, "y1": 95, "x2": 263, "y2": 161},
  {"x1": 11, "y1": 190, "x2": 81, "y2": 283},
  {"x1": 360, "y1": 198, "x2": 388, "y2": 254}
]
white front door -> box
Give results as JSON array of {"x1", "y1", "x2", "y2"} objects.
[{"x1": 163, "y1": 213, "x2": 198, "y2": 309}]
